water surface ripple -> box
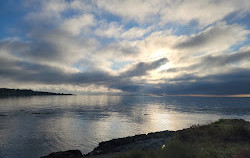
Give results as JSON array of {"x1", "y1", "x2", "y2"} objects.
[{"x1": 0, "y1": 95, "x2": 250, "y2": 158}]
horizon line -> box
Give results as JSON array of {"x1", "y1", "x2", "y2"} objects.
[{"x1": 162, "y1": 94, "x2": 250, "y2": 98}]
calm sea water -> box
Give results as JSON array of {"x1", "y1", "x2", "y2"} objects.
[{"x1": 0, "y1": 95, "x2": 250, "y2": 158}]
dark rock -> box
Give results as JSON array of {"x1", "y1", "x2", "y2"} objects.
[
  {"x1": 41, "y1": 131, "x2": 174, "y2": 157},
  {"x1": 86, "y1": 130, "x2": 174, "y2": 156},
  {"x1": 40, "y1": 150, "x2": 84, "y2": 158}
]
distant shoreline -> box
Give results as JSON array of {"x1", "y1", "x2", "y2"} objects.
[{"x1": 0, "y1": 88, "x2": 73, "y2": 96}]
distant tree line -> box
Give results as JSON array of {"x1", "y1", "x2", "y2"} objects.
[{"x1": 0, "y1": 88, "x2": 72, "y2": 96}]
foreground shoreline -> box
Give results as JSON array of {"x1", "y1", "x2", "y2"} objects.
[{"x1": 41, "y1": 119, "x2": 250, "y2": 158}]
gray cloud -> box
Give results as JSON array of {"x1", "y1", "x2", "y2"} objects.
[
  {"x1": 174, "y1": 23, "x2": 248, "y2": 52},
  {"x1": 98, "y1": 42, "x2": 139, "y2": 59},
  {"x1": 121, "y1": 58, "x2": 168, "y2": 78},
  {"x1": 159, "y1": 68, "x2": 250, "y2": 95},
  {"x1": 0, "y1": 60, "x2": 110, "y2": 85},
  {"x1": 96, "y1": 0, "x2": 250, "y2": 26},
  {"x1": 24, "y1": 30, "x2": 97, "y2": 65},
  {"x1": 164, "y1": 48, "x2": 250, "y2": 73},
  {"x1": 1, "y1": 45, "x2": 250, "y2": 95},
  {"x1": 109, "y1": 68, "x2": 250, "y2": 95},
  {"x1": 199, "y1": 49, "x2": 250, "y2": 67},
  {"x1": 0, "y1": 57, "x2": 166, "y2": 91}
]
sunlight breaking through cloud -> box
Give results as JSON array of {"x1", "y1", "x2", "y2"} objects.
[{"x1": 0, "y1": 0, "x2": 250, "y2": 95}]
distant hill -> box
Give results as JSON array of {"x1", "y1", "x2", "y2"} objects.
[{"x1": 0, "y1": 88, "x2": 73, "y2": 96}]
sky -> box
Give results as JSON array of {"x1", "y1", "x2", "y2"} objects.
[{"x1": 0, "y1": 0, "x2": 250, "y2": 95}]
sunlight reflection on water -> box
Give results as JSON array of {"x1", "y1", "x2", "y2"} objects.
[{"x1": 0, "y1": 95, "x2": 250, "y2": 158}]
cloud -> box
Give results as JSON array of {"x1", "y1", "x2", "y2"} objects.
[
  {"x1": 121, "y1": 58, "x2": 168, "y2": 78},
  {"x1": 95, "y1": 0, "x2": 160, "y2": 23},
  {"x1": 197, "y1": 47, "x2": 250, "y2": 68},
  {"x1": 97, "y1": 41, "x2": 139, "y2": 60},
  {"x1": 136, "y1": 22, "x2": 249, "y2": 76},
  {"x1": 0, "y1": 57, "x2": 111, "y2": 86},
  {"x1": 3, "y1": 2, "x2": 98, "y2": 67},
  {"x1": 121, "y1": 27, "x2": 152, "y2": 40},
  {"x1": 0, "y1": 53, "x2": 166, "y2": 92},
  {"x1": 158, "y1": 68, "x2": 250, "y2": 95},
  {"x1": 95, "y1": 22, "x2": 123, "y2": 39},
  {"x1": 95, "y1": 0, "x2": 250, "y2": 27},
  {"x1": 95, "y1": 21, "x2": 152, "y2": 40},
  {"x1": 2, "y1": 31, "x2": 98, "y2": 66},
  {"x1": 159, "y1": 0, "x2": 250, "y2": 27},
  {"x1": 164, "y1": 46, "x2": 250, "y2": 75},
  {"x1": 61, "y1": 14, "x2": 95, "y2": 36},
  {"x1": 1, "y1": 0, "x2": 250, "y2": 95},
  {"x1": 175, "y1": 22, "x2": 249, "y2": 53}
]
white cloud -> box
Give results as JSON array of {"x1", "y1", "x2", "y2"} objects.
[
  {"x1": 61, "y1": 14, "x2": 95, "y2": 36},
  {"x1": 160, "y1": 0, "x2": 239, "y2": 26},
  {"x1": 95, "y1": 0, "x2": 250, "y2": 27},
  {"x1": 97, "y1": 41, "x2": 139, "y2": 60},
  {"x1": 25, "y1": 0, "x2": 66, "y2": 22},
  {"x1": 129, "y1": 22, "x2": 250, "y2": 82},
  {"x1": 95, "y1": 21, "x2": 152, "y2": 40},
  {"x1": 95, "y1": 22, "x2": 123, "y2": 38},
  {"x1": 121, "y1": 27, "x2": 152, "y2": 39},
  {"x1": 175, "y1": 22, "x2": 249, "y2": 54},
  {"x1": 95, "y1": 0, "x2": 160, "y2": 23}
]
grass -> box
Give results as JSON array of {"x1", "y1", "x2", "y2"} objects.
[{"x1": 115, "y1": 119, "x2": 250, "y2": 158}]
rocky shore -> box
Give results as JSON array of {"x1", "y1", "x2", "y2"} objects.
[
  {"x1": 87, "y1": 130, "x2": 174, "y2": 156},
  {"x1": 41, "y1": 130, "x2": 174, "y2": 158},
  {"x1": 41, "y1": 119, "x2": 250, "y2": 158}
]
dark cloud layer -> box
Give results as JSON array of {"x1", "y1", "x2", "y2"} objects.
[
  {"x1": 0, "y1": 56, "x2": 167, "y2": 92},
  {"x1": 0, "y1": 51, "x2": 250, "y2": 95},
  {"x1": 1, "y1": 36, "x2": 250, "y2": 95},
  {"x1": 1, "y1": 42, "x2": 250, "y2": 95},
  {"x1": 112, "y1": 67, "x2": 250, "y2": 95},
  {"x1": 158, "y1": 69, "x2": 250, "y2": 95},
  {"x1": 121, "y1": 58, "x2": 168, "y2": 77}
]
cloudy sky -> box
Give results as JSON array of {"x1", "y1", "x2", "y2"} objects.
[{"x1": 0, "y1": 0, "x2": 250, "y2": 95}]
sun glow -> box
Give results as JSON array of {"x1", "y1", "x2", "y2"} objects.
[
  {"x1": 150, "y1": 49, "x2": 167, "y2": 59},
  {"x1": 158, "y1": 63, "x2": 171, "y2": 71},
  {"x1": 150, "y1": 49, "x2": 172, "y2": 71}
]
